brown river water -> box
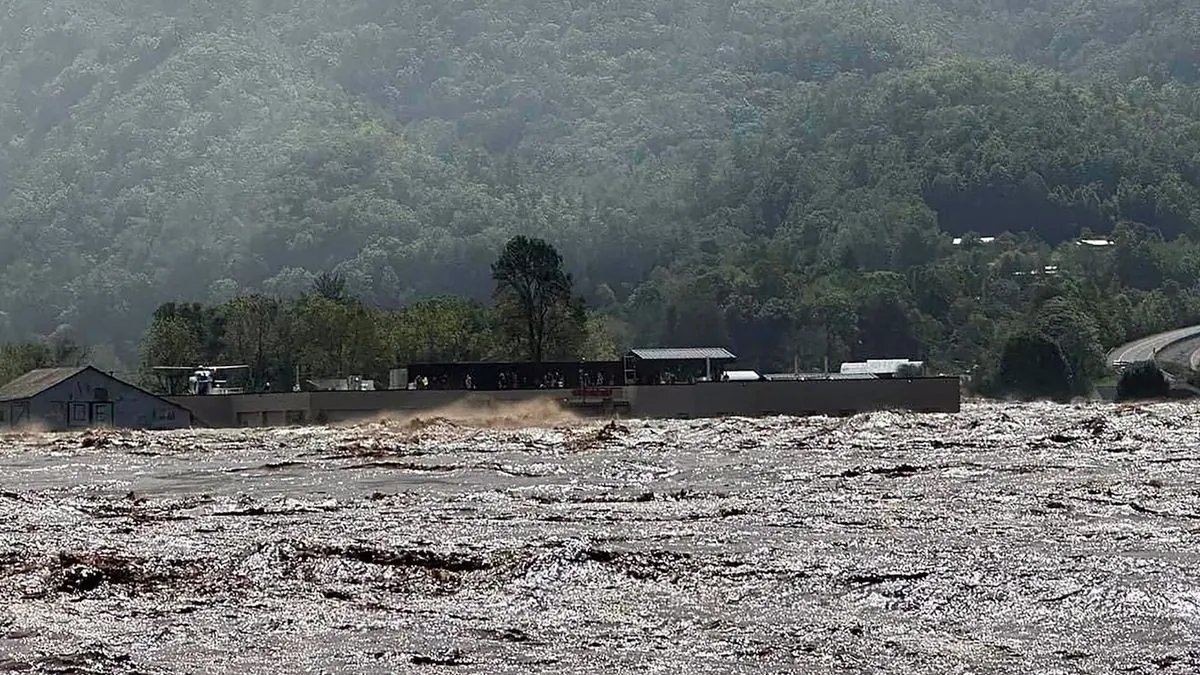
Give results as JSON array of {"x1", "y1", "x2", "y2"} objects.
[{"x1": 1, "y1": 401, "x2": 1199, "y2": 673}]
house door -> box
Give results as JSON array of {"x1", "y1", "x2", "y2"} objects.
[
  {"x1": 90, "y1": 402, "x2": 114, "y2": 426},
  {"x1": 11, "y1": 402, "x2": 28, "y2": 427}
]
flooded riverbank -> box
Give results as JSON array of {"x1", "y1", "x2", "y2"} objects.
[{"x1": 2, "y1": 402, "x2": 1199, "y2": 673}]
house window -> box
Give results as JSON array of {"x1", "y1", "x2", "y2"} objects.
[{"x1": 0, "y1": 407, "x2": 6, "y2": 422}]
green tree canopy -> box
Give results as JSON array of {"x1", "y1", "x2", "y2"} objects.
[
  {"x1": 491, "y1": 236, "x2": 578, "y2": 363},
  {"x1": 1116, "y1": 361, "x2": 1171, "y2": 401},
  {"x1": 994, "y1": 330, "x2": 1073, "y2": 401},
  {"x1": 5, "y1": 0, "x2": 1200, "y2": 397}
]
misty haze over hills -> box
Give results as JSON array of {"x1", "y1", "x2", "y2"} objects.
[{"x1": 2, "y1": 0, "x2": 1200, "y2": 378}]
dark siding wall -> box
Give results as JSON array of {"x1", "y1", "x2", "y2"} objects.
[
  {"x1": 0, "y1": 400, "x2": 31, "y2": 428},
  {"x1": 33, "y1": 369, "x2": 192, "y2": 431}
]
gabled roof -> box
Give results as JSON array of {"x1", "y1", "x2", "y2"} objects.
[
  {"x1": 0, "y1": 366, "x2": 88, "y2": 402},
  {"x1": 0, "y1": 366, "x2": 197, "y2": 421},
  {"x1": 629, "y1": 347, "x2": 737, "y2": 361}
]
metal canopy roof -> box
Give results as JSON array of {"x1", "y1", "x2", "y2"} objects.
[
  {"x1": 629, "y1": 347, "x2": 736, "y2": 361},
  {"x1": 0, "y1": 366, "x2": 87, "y2": 402}
]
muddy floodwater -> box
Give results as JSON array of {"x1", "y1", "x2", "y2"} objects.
[{"x1": 3, "y1": 401, "x2": 1200, "y2": 673}]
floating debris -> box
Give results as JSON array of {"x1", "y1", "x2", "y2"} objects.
[{"x1": 0, "y1": 402, "x2": 1197, "y2": 672}]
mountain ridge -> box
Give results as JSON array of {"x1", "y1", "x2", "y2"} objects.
[{"x1": 2, "y1": 0, "x2": 1200, "y2": 384}]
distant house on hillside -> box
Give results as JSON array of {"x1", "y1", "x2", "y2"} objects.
[{"x1": 0, "y1": 366, "x2": 194, "y2": 432}]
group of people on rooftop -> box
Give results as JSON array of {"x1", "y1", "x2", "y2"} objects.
[{"x1": 408, "y1": 363, "x2": 723, "y2": 391}]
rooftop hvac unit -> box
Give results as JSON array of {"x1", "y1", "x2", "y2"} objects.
[
  {"x1": 840, "y1": 359, "x2": 925, "y2": 376},
  {"x1": 390, "y1": 368, "x2": 408, "y2": 390},
  {"x1": 722, "y1": 370, "x2": 763, "y2": 382}
]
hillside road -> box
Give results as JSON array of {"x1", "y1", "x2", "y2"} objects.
[
  {"x1": 1152, "y1": 333, "x2": 1200, "y2": 378},
  {"x1": 1105, "y1": 324, "x2": 1200, "y2": 369}
]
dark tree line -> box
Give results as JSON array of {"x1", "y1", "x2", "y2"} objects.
[
  {"x1": 0, "y1": 337, "x2": 90, "y2": 390},
  {"x1": 131, "y1": 237, "x2": 606, "y2": 392}
]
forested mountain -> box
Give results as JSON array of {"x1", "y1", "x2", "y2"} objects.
[{"x1": 2, "y1": 0, "x2": 1200, "y2": 390}]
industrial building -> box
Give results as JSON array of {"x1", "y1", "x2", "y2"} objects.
[
  {"x1": 0, "y1": 366, "x2": 194, "y2": 431},
  {"x1": 170, "y1": 375, "x2": 961, "y2": 427},
  {"x1": 169, "y1": 346, "x2": 961, "y2": 427}
]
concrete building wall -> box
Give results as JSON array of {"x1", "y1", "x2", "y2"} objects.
[
  {"x1": 308, "y1": 389, "x2": 556, "y2": 423},
  {"x1": 170, "y1": 377, "x2": 960, "y2": 428},
  {"x1": 174, "y1": 392, "x2": 312, "y2": 428},
  {"x1": 169, "y1": 389, "x2": 561, "y2": 427},
  {"x1": 32, "y1": 369, "x2": 192, "y2": 431},
  {"x1": 173, "y1": 394, "x2": 234, "y2": 428}
]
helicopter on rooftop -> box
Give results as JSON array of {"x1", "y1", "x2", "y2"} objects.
[{"x1": 152, "y1": 364, "x2": 250, "y2": 396}]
